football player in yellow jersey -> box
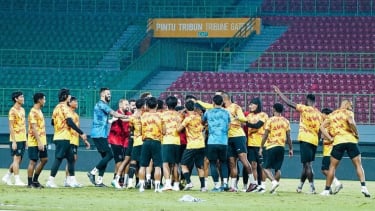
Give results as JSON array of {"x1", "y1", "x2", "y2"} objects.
[
  {"x1": 26, "y1": 93, "x2": 48, "y2": 188},
  {"x1": 320, "y1": 100, "x2": 370, "y2": 197},
  {"x1": 244, "y1": 97, "x2": 269, "y2": 192},
  {"x1": 177, "y1": 100, "x2": 206, "y2": 191},
  {"x1": 64, "y1": 96, "x2": 90, "y2": 187},
  {"x1": 222, "y1": 92, "x2": 257, "y2": 192},
  {"x1": 2, "y1": 91, "x2": 27, "y2": 186},
  {"x1": 138, "y1": 97, "x2": 164, "y2": 192},
  {"x1": 259, "y1": 103, "x2": 293, "y2": 194},
  {"x1": 273, "y1": 85, "x2": 322, "y2": 194},
  {"x1": 161, "y1": 96, "x2": 183, "y2": 191},
  {"x1": 320, "y1": 108, "x2": 342, "y2": 194},
  {"x1": 46, "y1": 88, "x2": 88, "y2": 188}
]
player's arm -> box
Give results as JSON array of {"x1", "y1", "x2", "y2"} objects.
[
  {"x1": 246, "y1": 120, "x2": 264, "y2": 129},
  {"x1": 8, "y1": 119, "x2": 17, "y2": 150},
  {"x1": 235, "y1": 107, "x2": 247, "y2": 122},
  {"x1": 177, "y1": 120, "x2": 187, "y2": 133},
  {"x1": 319, "y1": 119, "x2": 333, "y2": 142},
  {"x1": 259, "y1": 129, "x2": 269, "y2": 157},
  {"x1": 286, "y1": 130, "x2": 293, "y2": 157},
  {"x1": 347, "y1": 114, "x2": 359, "y2": 139},
  {"x1": 272, "y1": 85, "x2": 297, "y2": 109},
  {"x1": 197, "y1": 100, "x2": 214, "y2": 109},
  {"x1": 31, "y1": 123, "x2": 44, "y2": 151},
  {"x1": 109, "y1": 110, "x2": 129, "y2": 121},
  {"x1": 66, "y1": 118, "x2": 87, "y2": 140}
]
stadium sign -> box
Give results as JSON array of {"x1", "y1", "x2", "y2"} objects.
[{"x1": 148, "y1": 18, "x2": 261, "y2": 38}]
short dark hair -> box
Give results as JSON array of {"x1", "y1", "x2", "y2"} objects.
[
  {"x1": 11, "y1": 91, "x2": 23, "y2": 103},
  {"x1": 33, "y1": 92, "x2": 45, "y2": 104},
  {"x1": 306, "y1": 94, "x2": 315, "y2": 102},
  {"x1": 140, "y1": 92, "x2": 151, "y2": 99},
  {"x1": 129, "y1": 99, "x2": 136, "y2": 103},
  {"x1": 157, "y1": 99, "x2": 164, "y2": 110},
  {"x1": 185, "y1": 100, "x2": 195, "y2": 111},
  {"x1": 146, "y1": 97, "x2": 157, "y2": 109},
  {"x1": 321, "y1": 108, "x2": 333, "y2": 115},
  {"x1": 185, "y1": 94, "x2": 197, "y2": 101},
  {"x1": 135, "y1": 98, "x2": 145, "y2": 109},
  {"x1": 213, "y1": 95, "x2": 223, "y2": 106},
  {"x1": 175, "y1": 106, "x2": 185, "y2": 111},
  {"x1": 166, "y1": 96, "x2": 178, "y2": 109},
  {"x1": 58, "y1": 88, "x2": 70, "y2": 102},
  {"x1": 100, "y1": 87, "x2": 110, "y2": 94},
  {"x1": 273, "y1": 103, "x2": 284, "y2": 113},
  {"x1": 70, "y1": 96, "x2": 77, "y2": 102}
]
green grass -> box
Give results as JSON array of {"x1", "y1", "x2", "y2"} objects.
[{"x1": 0, "y1": 169, "x2": 374, "y2": 211}]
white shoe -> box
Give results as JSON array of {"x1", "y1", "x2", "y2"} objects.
[
  {"x1": 111, "y1": 179, "x2": 122, "y2": 189},
  {"x1": 184, "y1": 183, "x2": 193, "y2": 191},
  {"x1": 14, "y1": 179, "x2": 26, "y2": 186},
  {"x1": 139, "y1": 184, "x2": 145, "y2": 192},
  {"x1": 64, "y1": 178, "x2": 69, "y2": 187},
  {"x1": 172, "y1": 186, "x2": 180, "y2": 191},
  {"x1": 361, "y1": 187, "x2": 371, "y2": 198},
  {"x1": 46, "y1": 180, "x2": 58, "y2": 188},
  {"x1": 320, "y1": 190, "x2": 330, "y2": 196},
  {"x1": 162, "y1": 184, "x2": 172, "y2": 191},
  {"x1": 127, "y1": 182, "x2": 135, "y2": 189},
  {"x1": 67, "y1": 179, "x2": 83, "y2": 188},
  {"x1": 2, "y1": 174, "x2": 12, "y2": 185},
  {"x1": 155, "y1": 188, "x2": 163, "y2": 193},
  {"x1": 332, "y1": 183, "x2": 343, "y2": 195},
  {"x1": 270, "y1": 181, "x2": 279, "y2": 194}
]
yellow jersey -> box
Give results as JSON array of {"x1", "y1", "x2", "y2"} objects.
[
  {"x1": 130, "y1": 113, "x2": 143, "y2": 147},
  {"x1": 226, "y1": 103, "x2": 246, "y2": 137},
  {"x1": 9, "y1": 106, "x2": 27, "y2": 142},
  {"x1": 327, "y1": 109, "x2": 358, "y2": 145},
  {"x1": 161, "y1": 110, "x2": 182, "y2": 145},
  {"x1": 70, "y1": 111, "x2": 80, "y2": 146},
  {"x1": 264, "y1": 116, "x2": 290, "y2": 149},
  {"x1": 296, "y1": 104, "x2": 322, "y2": 146},
  {"x1": 141, "y1": 112, "x2": 163, "y2": 141},
  {"x1": 27, "y1": 107, "x2": 47, "y2": 146},
  {"x1": 247, "y1": 112, "x2": 269, "y2": 147},
  {"x1": 181, "y1": 113, "x2": 205, "y2": 149},
  {"x1": 52, "y1": 102, "x2": 73, "y2": 141}
]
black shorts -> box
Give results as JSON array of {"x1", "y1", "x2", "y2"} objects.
[
  {"x1": 206, "y1": 144, "x2": 227, "y2": 162},
  {"x1": 299, "y1": 141, "x2": 317, "y2": 163},
  {"x1": 28, "y1": 146, "x2": 48, "y2": 161},
  {"x1": 247, "y1": 146, "x2": 261, "y2": 163},
  {"x1": 162, "y1": 144, "x2": 181, "y2": 164},
  {"x1": 111, "y1": 144, "x2": 125, "y2": 163},
  {"x1": 93, "y1": 138, "x2": 112, "y2": 154},
  {"x1": 71, "y1": 145, "x2": 78, "y2": 155},
  {"x1": 181, "y1": 148, "x2": 205, "y2": 169},
  {"x1": 140, "y1": 139, "x2": 162, "y2": 167},
  {"x1": 125, "y1": 138, "x2": 133, "y2": 157},
  {"x1": 54, "y1": 140, "x2": 74, "y2": 160},
  {"x1": 227, "y1": 136, "x2": 247, "y2": 158},
  {"x1": 131, "y1": 145, "x2": 142, "y2": 162},
  {"x1": 321, "y1": 156, "x2": 330, "y2": 171},
  {"x1": 331, "y1": 143, "x2": 361, "y2": 160},
  {"x1": 179, "y1": 144, "x2": 187, "y2": 162},
  {"x1": 263, "y1": 146, "x2": 284, "y2": 171},
  {"x1": 10, "y1": 141, "x2": 26, "y2": 157}
]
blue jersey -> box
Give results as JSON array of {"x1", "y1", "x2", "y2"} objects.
[
  {"x1": 202, "y1": 107, "x2": 230, "y2": 145},
  {"x1": 91, "y1": 100, "x2": 113, "y2": 138}
]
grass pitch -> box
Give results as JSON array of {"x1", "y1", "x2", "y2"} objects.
[{"x1": 0, "y1": 169, "x2": 374, "y2": 211}]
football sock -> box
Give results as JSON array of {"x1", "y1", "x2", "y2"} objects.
[
  {"x1": 90, "y1": 168, "x2": 98, "y2": 175},
  {"x1": 199, "y1": 177, "x2": 205, "y2": 188}
]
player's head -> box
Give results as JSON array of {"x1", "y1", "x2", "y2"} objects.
[
  {"x1": 306, "y1": 94, "x2": 315, "y2": 106},
  {"x1": 185, "y1": 100, "x2": 195, "y2": 112},
  {"x1": 135, "y1": 98, "x2": 145, "y2": 110},
  {"x1": 194, "y1": 103, "x2": 206, "y2": 115},
  {"x1": 341, "y1": 99, "x2": 353, "y2": 111},
  {"x1": 166, "y1": 96, "x2": 178, "y2": 110},
  {"x1": 185, "y1": 94, "x2": 197, "y2": 102},
  {"x1": 33, "y1": 92, "x2": 46, "y2": 107},
  {"x1": 273, "y1": 103, "x2": 284, "y2": 114},
  {"x1": 119, "y1": 99, "x2": 129, "y2": 112},
  {"x1": 157, "y1": 99, "x2": 164, "y2": 111},
  {"x1": 321, "y1": 108, "x2": 332, "y2": 118},
  {"x1": 129, "y1": 99, "x2": 136, "y2": 113},
  {"x1": 146, "y1": 97, "x2": 157, "y2": 109},
  {"x1": 69, "y1": 96, "x2": 78, "y2": 109},
  {"x1": 11, "y1": 91, "x2": 24, "y2": 105},
  {"x1": 100, "y1": 87, "x2": 111, "y2": 103},
  {"x1": 140, "y1": 92, "x2": 152, "y2": 99},
  {"x1": 58, "y1": 88, "x2": 70, "y2": 102},
  {"x1": 249, "y1": 97, "x2": 262, "y2": 113},
  {"x1": 212, "y1": 95, "x2": 224, "y2": 107}
]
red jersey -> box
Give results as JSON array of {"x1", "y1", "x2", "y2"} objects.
[{"x1": 108, "y1": 109, "x2": 131, "y2": 147}]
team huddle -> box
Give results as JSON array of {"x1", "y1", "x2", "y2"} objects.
[{"x1": 1, "y1": 87, "x2": 371, "y2": 197}]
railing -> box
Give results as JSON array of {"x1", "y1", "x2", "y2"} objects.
[
  {"x1": 1, "y1": 88, "x2": 373, "y2": 124},
  {"x1": 0, "y1": 0, "x2": 260, "y2": 17},
  {"x1": 186, "y1": 51, "x2": 375, "y2": 72},
  {"x1": 261, "y1": 0, "x2": 375, "y2": 16},
  {"x1": 0, "y1": 49, "x2": 133, "y2": 69}
]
